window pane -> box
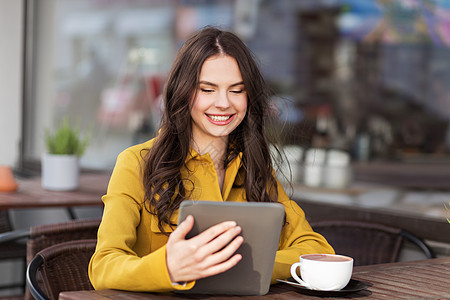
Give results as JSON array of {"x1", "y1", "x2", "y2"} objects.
[
  {"x1": 23, "y1": 0, "x2": 450, "y2": 174},
  {"x1": 26, "y1": 0, "x2": 235, "y2": 170}
]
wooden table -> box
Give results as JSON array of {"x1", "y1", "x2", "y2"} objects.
[
  {"x1": 60, "y1": 257, "x2": 450, "y2": 299},
  {"x1": 0, "y1": 172, "x2": 108, "y2": 219}
]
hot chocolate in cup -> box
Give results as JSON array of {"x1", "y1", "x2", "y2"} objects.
[{"x1": 290, "y1": 254, "x2": 353, "y2": 291}]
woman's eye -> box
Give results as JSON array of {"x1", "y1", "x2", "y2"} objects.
[
  {"x1": 201, "y1": 88, "x2": 214, "y2": 93},
  {"x1": 230, "y1": 90, "x2": 244, "y2": 94}
]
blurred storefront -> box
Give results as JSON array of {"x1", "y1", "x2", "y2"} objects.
[{"x1": 21, "y1": 0, "x2": 450, "y2": 177}]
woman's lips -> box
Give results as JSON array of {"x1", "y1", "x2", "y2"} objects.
[{"x1": 206, "y1": 114, "x2": 235, "y2": 125}]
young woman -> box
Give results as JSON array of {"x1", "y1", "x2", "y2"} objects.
[{"x1": 89, "y1": 27, "x2": 334, "y2": 292}]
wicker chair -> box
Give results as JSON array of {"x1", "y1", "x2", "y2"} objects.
[
  {"x1": 310, "y1": 220, "x2": 435, "y2": 266},
  {"x1": 26, "y1": 239, "x2": 96, "y2": 300},
  {"x1": 24, "y1": 218, "x2": 100, "y2": 300},
  {"x1": 26, "y1": 218, "x2": 100, "y2": 264},
  {"x1": 0, "y1": 216, "x2": 100, "y2": 299}
]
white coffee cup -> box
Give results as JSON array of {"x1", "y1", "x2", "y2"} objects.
[{"x1": 290, "y1": 254, "x2": 353, "y2": 291}]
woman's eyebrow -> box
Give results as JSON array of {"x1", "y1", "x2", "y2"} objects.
[
  {"x1": 199, "y1": 81, "x2": 244, "y2": 88},
  {"x1": 230, "y1": 81, "x2": 245, "y2": 88}
]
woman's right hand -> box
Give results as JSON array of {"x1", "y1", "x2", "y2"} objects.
[{"x1": 166, "y1": 215, "x2": 244, "y2": 284}]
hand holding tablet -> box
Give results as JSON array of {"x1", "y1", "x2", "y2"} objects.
[
  {"x1": 166, "y1": 215, "x2": 244, "y2": 283},
  {"x1": 175, "y1": 200, "x2": 285, "y2": 295}
]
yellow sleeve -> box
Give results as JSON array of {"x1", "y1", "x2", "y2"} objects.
[
  {"x1": 271, "y1": 183, "x2": 335, "y2": 283},
  {"x1": 88, "y1": 147, "x2": 194, "y2": 292}
]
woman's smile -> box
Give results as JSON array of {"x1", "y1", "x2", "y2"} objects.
[{"x1": 206, "y1": 114, "x2": 235, "y2": 124}]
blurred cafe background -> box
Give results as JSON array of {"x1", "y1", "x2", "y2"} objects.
[
  {"x1": 5, "y1": 0, "x2": 450, "y2": 173},
  {"x1": 1, "y1": 0, "x2": 450, "y2": 296}
]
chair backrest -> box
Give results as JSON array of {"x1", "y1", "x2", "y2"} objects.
[
  {"x1": 310, "y1": 220, "x2": 435, "y2": 266},
  {"x1": 26, "y1": 239, "x2": 96, "y2": 300},
  {"x1": 26, "y1": 218, "x2": 100, "y2": 264},
  {"x1": 25, "y1": 218, "x2": 100, "y2": 300}
]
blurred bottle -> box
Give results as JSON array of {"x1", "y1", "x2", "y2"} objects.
[
  {"x1": 355, "y1": 132, "x2": 371, "y2": 162},
  {"x1": 304, "y1": 148, "x2": 326, "y2": 187},
  {"x1": 312, "y1": 106, "x2": 331, "y2": 149},
  {"x1": 323, "y1": 150, "x2": 352, "y2": 189}
]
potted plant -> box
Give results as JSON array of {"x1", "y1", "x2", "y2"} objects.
[{"x1": 41, "y1": 118, "x2": 89, "y2": 191}]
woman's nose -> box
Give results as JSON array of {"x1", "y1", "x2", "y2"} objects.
[{"x1": 214, "y1": 91, "x2": 231, "y2": 109}]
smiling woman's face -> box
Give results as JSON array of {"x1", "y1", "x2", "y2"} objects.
[{"x1": 190, "y1": 54, "x2": 247, "y2": 148}]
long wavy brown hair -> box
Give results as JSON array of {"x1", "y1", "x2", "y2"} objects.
[{"x1": 142, "y1": 27, "x2": 279, "y2": 234}]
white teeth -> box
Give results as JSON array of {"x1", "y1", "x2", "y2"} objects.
[{"x1": 209, "y1": 115, "x2": 231, "y2": 121}]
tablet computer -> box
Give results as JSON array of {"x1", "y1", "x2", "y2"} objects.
[{"x1": 177, "y1": 200, "x2": 285, "y2": 295}]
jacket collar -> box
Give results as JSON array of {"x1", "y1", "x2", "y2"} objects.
[{"x1": 186, "y1": 147, "x2": 243, "y2": 199}]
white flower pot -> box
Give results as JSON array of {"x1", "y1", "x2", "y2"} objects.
[{"x1": 41, "y1": 154, "x2": 79, "y2": 191}]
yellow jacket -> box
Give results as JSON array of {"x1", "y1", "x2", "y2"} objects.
[{"x1": 89, "y1": 138, "x2": 334, "y2": 292}]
